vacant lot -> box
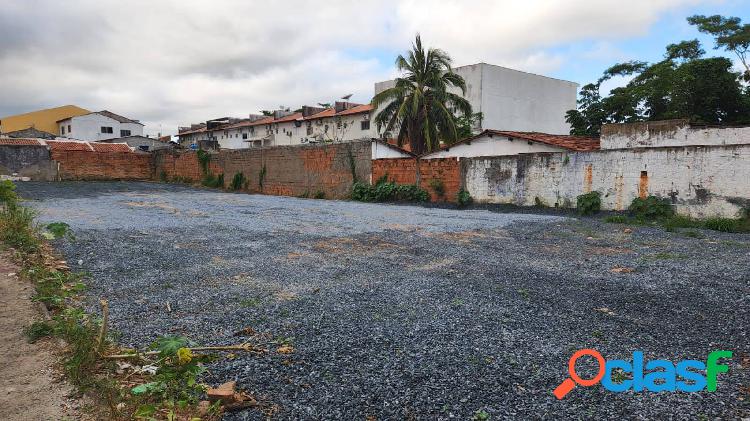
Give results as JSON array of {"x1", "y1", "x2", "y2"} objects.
[{"x1": 18, "y1": 182, "x2": 750, "y2": 420}]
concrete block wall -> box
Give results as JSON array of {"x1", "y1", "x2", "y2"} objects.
[
  {"x1": 601, "y1": 119, "x2": 750, "y2": 150},
  {"x1": 0, "y1": 145, "x2": 57, "y2": 181},
  {"x1": 463, "y1": 144, "x2": 750, "y2": 218}
]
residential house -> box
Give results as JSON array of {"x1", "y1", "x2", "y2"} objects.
[
  {"x1": 57, "y1": 110, "x2": 144, "y2": 141},
  {"x1": 96, "y1": 135, "x2": 175, "y2": 152},
  {"x1": 420, "y1": 129, "x2": 599, "y2": 159}
]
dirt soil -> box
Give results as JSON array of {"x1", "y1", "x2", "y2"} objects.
[{"x1": 0, "y1": 254, "x2": 78, "y2": 420}]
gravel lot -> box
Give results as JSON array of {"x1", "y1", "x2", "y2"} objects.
[{"x1": 17, "y1": 181, "x2": 750, "y2": 420}]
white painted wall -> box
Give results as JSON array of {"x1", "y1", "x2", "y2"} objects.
[
  {"x1": 602, "y1": 120, "x2": 750, "y2": 150},
  {"x1": 423, "y1": 134, "x2": 565, "y2": 159},
  {"x1": 59, "y1": 113, "x2": 143, "y2": 141},
  {"x1": 464, "y1": 144, "x2": 750, "y2": 218},
  {"x1": 374, "y1": 62, "x2": 577, "y2": 135},
  {"x1": 371, "y1": 141, "x2": 412, "y2": 159}
]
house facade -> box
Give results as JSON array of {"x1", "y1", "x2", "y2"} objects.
[
  {"x1": 57, "y1": 110, "x2": 144, "y2": 141},
  {"x1": 178, "y1": 102, "x2": 375, "y2": 149},
  {"x1": 0, "y1": 105, "x2": 90, "y2": 135}
]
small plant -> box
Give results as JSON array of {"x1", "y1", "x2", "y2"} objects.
[
  {"x1": 576, "y1": 191, "x2": 601, "y2": 215},
  {"x1": 457, "y1": 188, "x2": 473, "y2": 208},
  {"x1": 259, "y1": 164, "x2": 267, "y2": 189},
  {"x1": 429, "y1": 178, "x2": 446, "y2": 198},
  {"x1": 534, "y1": 196, "x2": 546, "y2": 207},
  {"x1": 351, "y1": 179, "x2": 429, "y2": 203},
  {"x1": 196, "y1": 149, "x2": 211, "y2": 174},
  {"x1": 239, "y1": 297, "x2": 262, "y2": 308},
  {"x1": 24, "y1": 321, "x2": 54, "y2": 343},
  {"x1": 0, "y1": 179, "x2": 19, "y2": 205},
  {"x1": 604, "y1": 215, "x2": 629, "y2": 224},
  {"x1": 313, "y1": 190, "x2": 326, "y2": 199},
  {"x1": 159, "y1": 170, "x2": 168, "y2": 182},
  {"x1": 473, "y1": 409, "x2": 490, "y2": 421},
  {"x1": 229, "y1": 172, "x2": 247, "y2": 191},
  {"x1": 202, "y1": 173, "x2": 224, "y2": 188},
  {"x1": 629, "y1": 196, "x2": 674, "y2": 220},
  {"x1": 45, "y1": 222, "x2": 73, "y2": 240}
]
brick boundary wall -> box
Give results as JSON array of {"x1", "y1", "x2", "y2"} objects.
[
  {"x1": 51, "y1": 150, "x2": 152, "y2": 181},
  {"x1": 153, "y1": 141, "x2": 372, "y2": 199},
  {"x1": 372, "y1": 157, "x2": 462, "y2": 202}
]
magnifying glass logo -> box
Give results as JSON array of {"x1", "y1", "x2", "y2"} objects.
[{"x1": 553, "y1": 348, "x2": 605, "y2": 399}]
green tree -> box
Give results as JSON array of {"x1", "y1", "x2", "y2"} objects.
[
  {"x1": 371, "y1": 35, "x2": 472, "y2": 155},
  {"x1": 688, "y1": 14, "x2": 750, "y2": 80},
  {"x1": 566, "y1": 35, "x2": 750, "y2": 136}
]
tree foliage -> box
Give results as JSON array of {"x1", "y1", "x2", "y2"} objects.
[
  {"x1": 566, "y1": 15, "x2": 750, "y2": 137},
  {"x1": 372, "y1": 35, "x2": 473, "y2": 155}
]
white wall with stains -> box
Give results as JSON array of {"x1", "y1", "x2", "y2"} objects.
[
  {"x1": 602, "y1": 119, "x2": 750, "y2": 150},
  {"x1": 463, "y1": 144, "x2": 750, "y2": 218}
]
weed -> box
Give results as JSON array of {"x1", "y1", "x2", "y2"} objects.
[
  {"x1": 457, "y1": 188, "x2": 473, "y2": 208},
  {"x1": 159, "y1": 170, "x2": 168, "y2": 182},
  {"x1": 202, "y1": 173, "x2": 224, "y2": 188},
  {"x1": 604, "y1": 215, "x2": 629, "y2": 224},
  {"x1": 473, "y1": 409, "x2": 490, "y2": 420},
  {"x1": 450, "y1": 298, "x2": 464, "y2": 307},
  {"x1": 24, "y1": 321, "x2": 55, "y2": 343},
  {"x1": 576, "y1": 191, "x2": 601, "y2": 215},
  {"x1": 0, "y1": 204, "x2": 39, "y2": 253},
  {"x1": 562, "y1": 155, "x2": 570, "y2": 165},
  {"x1": 196, "y1": 149, "x2": 211, "y2": 174},
  {"x1": 46, "y1": 222, "x2": 74, "y2": 240},
  {"x1": 229, "y1": 172, "x2": 247, "y2": 191},
  {"x1": 259, "y1": 164, "x2": 267, "y2": 189},
  {"x1": 313, "y1": 190, "x2": 326, "y2": 199},
  {"x1": 429, "y1": 179, "x2": 446, "y2": 198},
  {"x1": 517, "y1": 288, "x2": 530, "y2": 300},
  {"x1": 239, "y1": 297, "x2": 262, "y2": 308},
  {"x1": 683, "y1": 230, "x2": 704, "y2": 239}
]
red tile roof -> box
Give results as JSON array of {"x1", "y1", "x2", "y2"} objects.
[
  {"x1": 90, "y1": 142, "x2": 132, "y2": 152},
  {"x1": 46, "y1": 140, "x2": 93, "y2": 151},
  {"x1": 336, "y1": 103, "x2": 373, "y2": 116},
  {"x1": 304, "y1": 108, "x2": 336, "y2": 121},
  {"x1": 223, "y1": 116, "x2": 274, "y2": 130},
  {"x1": 0, "y1": 138, "x2": 43, "y2": 146},
  {"x1": 272, "y1": 112, "x2": 303, "y2": 123},
  {"x1": 488, "y1": 130, "x2": 600, "y2": 151}
]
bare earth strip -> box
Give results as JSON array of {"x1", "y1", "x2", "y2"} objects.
[{"x1": 0, "y1": 254, "x2": 78, "y2": 421}]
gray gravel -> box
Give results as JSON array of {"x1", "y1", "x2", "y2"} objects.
[{"x1": 17, "y1": 181, "x2": 750, "y2": 420}]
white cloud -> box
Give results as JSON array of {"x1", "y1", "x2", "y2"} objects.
[{"x1": 0, "y1": 0, "x2": 708, "y2": 135}]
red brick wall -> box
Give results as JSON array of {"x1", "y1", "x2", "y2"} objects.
[
  {"x1": 152, "y1": 141, "x2": 372, "y2": 199},
  {"x1": 51, "y1": 150, "x2": 152, "y2": 180},
  {"x1": 372, "y1": 157, "x2": 461, "y2": 202}
]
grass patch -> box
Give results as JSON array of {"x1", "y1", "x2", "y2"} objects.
[
  {"x1": 239, "y1": 297, "x2": 262, "y2": 308},
  {"x1": 24, "y1": 321, "x2": 55, "y2": 343}
]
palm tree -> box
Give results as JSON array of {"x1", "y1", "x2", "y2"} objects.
[{"x1": 371, "y1": 35, "x2": 473, "y2": 155}]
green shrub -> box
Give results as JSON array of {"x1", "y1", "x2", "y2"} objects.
[
  {"x1": 0, "y1": 179, "x2": 18, "y2": 206},
  {"x1": 703, "y1": 218, "x2": 741, "y2": 233},
  {"x1": 0, "y1": 204, "x2": 39, "y2": 252},
  {"x1": 196, "y1": 149, "x2": 211, "y2": 174},
  {"x1": 24, "y1": 321, "x2": 54, "y2": 343},
  {"x1": 457, "y1": 188, "x2": 473, "y2": 208},
  {"x1": 313, "y1": 190, "x2": 326, "y2": 199},
  {"x1": 46, "y1": 222, "x2": 73, "y2": 240},
  {"x1": 629, "y1": 196, "x2": 674, "y2": 219},
  {"x1": 576, "y1": 191, "x2": 601, "y2": 215},
  {"x1": 229, "y1": 172, "x2": 247, "y2": 191},
  {"x1": 351, "y1": 180, "x2": 429, "y2": 203},
  {"x1": 429, "y1": 179, "x2": 446, "y2": 198}
]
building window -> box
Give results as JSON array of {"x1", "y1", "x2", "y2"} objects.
[
  {"x1": 324, "y1": 124, "x2": 329, "y2": 133},
  {"x1": 101, "y1": 126, "x2": 113, "y2": 134},
  {"x1": 120, "y1": 129, "x2": 131, "y2": 137},
  {"x1": 306, "y1": 126, "x2": 313, "y2": 135},
  {"x1": 242, "y1": 133, "x2": 248, "y2": 140},
  {"x1": 61, "y1": 126, "x2": 65, "y2": 135},
  {"x1": 361, "y1": 120, "x2": 370, "y2": 131},
  {"x1": 67, "y1": 125, "x2": 71, "y2": 133}
]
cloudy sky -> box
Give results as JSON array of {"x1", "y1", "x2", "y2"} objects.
[{"x1": 1, "y1": 0, "x2": 747, "y2": 135}]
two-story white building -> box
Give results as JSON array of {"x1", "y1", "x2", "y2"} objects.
[{"x1": 57, "y1": 110, "x2": 144, "y2": 141}]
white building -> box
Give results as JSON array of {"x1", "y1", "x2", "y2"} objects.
[
  {"x1": 374, "y1": 62, "x2": 578, "y2": 135},
  {"x1": 57, "y1": 110, "x2": 144, "y2": 141},
  {"x1": 178, "y1": 102, "x2": 376, "y2": 149},
  {"x1": 421, "y1": 129, "x2": 599, "y2": 159}
]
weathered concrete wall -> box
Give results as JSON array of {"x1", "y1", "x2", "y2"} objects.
[
  {"x1": 464, "y1": 144, "x2": 750, "y2": 218},
  {"x1": 0, "y1": 145, "x2": 57, "y2": 181},
  {"x1": 154, "y1": 141, "x2": 372, "y2": 199},
  {"x1": 601, "y1": 119, "x2": 750, "y2": 150}
]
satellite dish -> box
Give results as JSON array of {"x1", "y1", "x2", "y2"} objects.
[{"x1": 341, "y1": 94, "x2": 353, "y2": 100}]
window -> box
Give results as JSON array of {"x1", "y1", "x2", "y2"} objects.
[
  {"x1": 67, "y1": 125, "x2": 71, "y2": 133},
  {"x1": 61, "y1": 126, "x2": 65, "y2": 135},
  {"x1": 306, "y1": 126, "x2": 313, "y2": 135},
  {"x1": 101, "y1": 126, "x2": 113, "y2": 134},
  {"x1": 324, "y1": 124, "x2": 329, "y2": 133},
  {"x1": 242, "y1": 133, "x2": 248, "y2": 140},
  {"x1": 120, "y1": 129, "x2": 131, "y2": 137},
  {"x1": 361, "y1": 120, "x2": 370, "y2": 131}
]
